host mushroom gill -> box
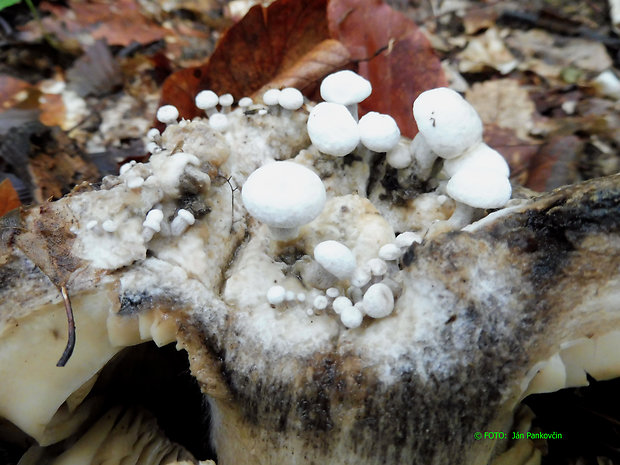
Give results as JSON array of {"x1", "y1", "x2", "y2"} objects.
[{"x1": 0, "y1": 70, "x2": 619, "y2": 465}]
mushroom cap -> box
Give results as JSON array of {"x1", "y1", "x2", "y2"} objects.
[
  {"x1": 278, "y1": 88, "x2": 304, "y2": 110},
  {"x1": 195, "y1": 90, "x2": 219, "y2": 110},
  {"x1": 320, "y1": 70, "x2": 372, "y2": 106},
  {"x1": 156, "y1": 105, "x2": 179, "y2": 124},
  {"x1": 358, "y1": 112, "x2": 401, "y2": 152},
  {"x1": 219, "y1": 93, "x2": 234, "y2": 107},
  {"x1": 263, "y1": 89, "x2": 281, "y2": 106},
  {"x1": 363, "y1": 283, "x2": 394, "y2": 318},
  {"x1": 241, "y1": 161, "x2": 326, "y2": 229},
  {"x1": 446, "y1": 167, "x2": 512, "y2": 209},
  {"x1": 313, "y1": 240, "x2": 357, "y2": 280},
  {"x1": 340, "y1": 304, "x2": 363, "y2": 328},
  {"x1": 412, "y1": 87, "x2": 483, "y2": 159},
  {"x1": 442, "y1": 143, "x2": 510, "y2": 179},
  {"x1": 307, "y1": 102, "x2": 360, "y2": 157}
]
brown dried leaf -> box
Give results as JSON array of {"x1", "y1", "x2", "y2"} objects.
[
  {"x1": 0, "y1": 179, "x2": 21, "y2": 217},
  {"x1": 256, "y1": 39, "x2": 351, "y2": 98},
  {"x1": 526, "y1": 135, "x2": 583, "y2": 192},
  {"x1": 484, "y1": 124, "x2": 539, "y2": 185},
  {"x1": 327, "y1": 0, "x2": 447, "y2": 138},
  {"x1": 32, "y1": 0, "x2": 167, "y2": 47},
  {"x1": 160, "y1": 0, "x2": 330, "y2": 120}
]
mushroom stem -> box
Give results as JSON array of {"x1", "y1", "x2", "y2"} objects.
[
  {"x1": 410, "y1": 133, "x2": 437, "y2": 180},
  {"x1": 448, "y1": 202, "x2": 475, "y2": 229}
]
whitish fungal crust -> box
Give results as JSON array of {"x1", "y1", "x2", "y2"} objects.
[{"x1": 1, "y1": 71, "x2": 619, "y2": 465}]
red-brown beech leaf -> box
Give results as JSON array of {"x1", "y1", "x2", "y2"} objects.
[
  {"x1": 160, "y1": 0, "x2": 330, "y2": 121},
  {"x1": 327, "y1": 0, "x2": 447, "y2": 138},
  {"x1": 0, "y1": 179, "x2": 21, "y2": 217}
]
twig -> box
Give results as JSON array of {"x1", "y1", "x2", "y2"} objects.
[{"x1": 56, "y1": 284, "x2": 76, "y2": 367}]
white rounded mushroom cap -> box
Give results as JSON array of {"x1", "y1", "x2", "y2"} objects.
[
  {"x1": 238, "y1": 97, "x2": 253, "y2": 107},
  {"x1": 363, "y1": 283, "x2": 394, "y2": 318},
  {"x1": 386, "y1": 138, "x2": 413, "y2": 169},
  {"x1": 219, "y1": 93, "x2": 234, "y2": 107},
  {"x1": 278, "y1": 88, "x2": 304, "y2": 110},
  {"x1": 442, "y1": 143, "x2": 510, "y2": 178},
  {"x1": 156, "y1": 105, "x2": 179, "y2": 124},
  {"x1": 446, "y1": 167, "x2": 512, "y2": 209},
  {"x1": 267, "y1": 285, "x2": 286, "y2": 305},
  {"x1": 313, "y1": 240, "x2": 357, "y2": 280},
  {"x1": 358, "y1": 112, "x2": 401, "y2": 152},
  {"x1": 195, "y1": 90, "x2": 219, "y2": 110},
  {"x1": 320, "y1": 70, "x2": 372, "y2": 106},
  {"x1": 340, "y1": 304, "x2": 363, "y2": 328},
  {"x1": 263, "y1": 89, "x2": 281, "y2": 106},
  {"x1": 413, "y1": 87, "x2": 483, "y2": 159},
  {"x1": 307, "y1": 102, "x2": 360, "y2": 157},
  {"x1": 332, "y1": 296, "x2": 353, "y2": 314},
  {"x1": 242, "y1": 161, "x2": 326, "y2": 229}
]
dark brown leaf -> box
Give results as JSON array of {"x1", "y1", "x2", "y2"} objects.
[{"x1": 327, "y1": 0, "x2": 447, "y2": 138}]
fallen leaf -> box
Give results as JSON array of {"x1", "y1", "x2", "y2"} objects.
[
  {"x1": 0, "y1": 179, "x2": 21, "y2": 216},
  {"x1": 28, "y1": 0, "x2": 167, "y2": 48},
  {"x1": 457, "y1": 27, "x2": 518, "y2": 75},
  {"x1": 466, "y1": 79, "x2": 536, "y2": 141},
  {"x1": 327, "y1": 0, "x2": 447, "y2": 138},
  {"x1": 0, "y1": 75, "x2": 33, "y2": 110},
  {"x1": 484, "y1": 124, "x2": 539, "y2": 184},
  {"x1": 160, "y1": 0, "x2": 330, "y2": 120},
  {"x1": 526, "y1": 135, "x2": 582, "y2": 192},
  {"x1": 256, "y1": 39, "x2": 351, "y2": 98}
]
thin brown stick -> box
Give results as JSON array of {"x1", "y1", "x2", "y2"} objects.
[{"x1": 56, "y1": 284, "x2": 76, "y2": 367}]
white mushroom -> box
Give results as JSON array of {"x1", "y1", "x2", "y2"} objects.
[
  {"x1": 442, "y1": 142, "x2": 510, "y2": 179},
  {"x1": 219, "y1": 93, "x2": 234, "y2": 113},
  {"x1": 358, "y1": 112, "x2": 400, "y2": 152},
  {"x1": 146, "y1": 128, "x2": 160, "y2": 141},
  {"x1": 412, "y1": 87, "x2": 483, "y2": 159},
  {"x1": 307, "y1": 102, "x2": 360, "y2": 157},
  {"x1": 156, "y1": 105, "x2": 179, "y2": 125},
  {"x1": 320, "y1": 70, "x2": 372, "y2": 120},
  {"x1": 170, "y1": 209, "x2": 195, "y2": 236},
  {"x1": 263, "y1": 89, "x2": 281, "y2": 113},
  {"x1": 195, "y1": 90, "x2": 219, "y2": 117},
  {"x1": 386, "y1": 137, "x2": 414, "y2": 169},
  {"x1": 313, "y1": 240, "x2": 357, "y2": 280},
  {"x1": 238, "y1": 97, "x2": 253, "y2": 108},
  {"x1": 313, "y1": 295, "x2": 328, "y2": 311},
  {"x1": 332, "y1": 296, "x2": 353, "y2": 314},
  {"x1": 445, "y1": 167, "x2": 512, "y2": 228},
  {"x1": 340, "y1": 304, "x2": 363, "y2": 328},
  {"x1": 142, "y1": 209, "x2": 164, "y2": 241},
  {"x1": 241, "y1": 161, "x2": 326, "y2": 240},
  {"x1": 278, "y1": 87, "x2": 304, "y2": 110},
  {"x1": 378, "y1": 243, "x2": 402, "y2": 261},
  {"x1": 363, "y1": 282, "x2": 395, "y2": 318},
  {"x1": 266, "y1": 285, "x2": 286, "y2": 305}
]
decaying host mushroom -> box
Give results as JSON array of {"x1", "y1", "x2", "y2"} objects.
[{"x1": 0, "y1": 70, "x2": 619, "y2": 465}]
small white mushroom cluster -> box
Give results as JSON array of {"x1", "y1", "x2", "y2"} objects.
[
  {"x1": 406, "y1": 88, "x2": 512, "y2": 228},
  {"x1": 307, "y1": 70, "x2": 401, "y2": 158},
  {"x1": 262, "y1": 87, "x2": 305, "y2": 114},
  {"x1": 194, "y1": 90, "x2": 239, "y2": 131}
]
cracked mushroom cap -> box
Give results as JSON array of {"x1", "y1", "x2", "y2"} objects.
[
  {"x1": 413, "y1": 87, "x2": 483, "y2": 159},
  {"x1": 241, "y1": 161, "x2": 326, "y2": 229}
]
